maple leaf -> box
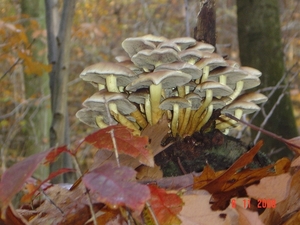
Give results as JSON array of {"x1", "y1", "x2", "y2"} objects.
[
  {"x1": 82, "y1": 162, "x2": 150, "y2": 213},
  {"x1": 84, "y1": 125, "x2": 154, "y2": 166},
  {"x1": 144, "y1": 185, "x2": 183, "y2": 225}
]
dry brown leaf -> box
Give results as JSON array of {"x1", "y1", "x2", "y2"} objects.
[
  {"x1": 193, "y1": 164, "x2": 217, "y2": 189},
  {"x1": 136, "y1": 164, "x2": 163, "y2": 180},
  {"x1": 246, "y1": 173, "x2": 292, "y2": 203},
  {"x1": 260, "y1": 169, "x2": 300, "y2": 225},
  {"x1": 141, "y1": 114, "x2": 171, "y2": 156},
  {"x1": 235, "y1": 205, "x2": 264, "y2": 225},
  {"x1": 178, "y1": 190, "x2": 239, "y2": 225},
  {"x1": 282, "y1": 210, "x2": 300, "y2": 225},
  {"x1": 274, "y1": 157, "x2": 291, "y2": 174}
]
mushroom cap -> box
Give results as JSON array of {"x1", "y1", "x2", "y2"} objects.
[
  {"x1": 115, "y1": 55, "x2": 130, "y2": 62},
  {"x1": 121, "y1": 36, "x2": 156, "y2": 57},
  {"x1": 188, "y1": 41, "x2": 215, "y2": 53},
  {"x1": 131, "y1": 48, "x2": 180, "y2": 71},
  {"x1": 80, "y1": 62, "x2": 136, "y2": 87},
  {"x1": 154, "y1": 62, "x2": 202, "y2": 80},
  {"x1": 235, "y1": 92, "x2": 268, "y2": 104},
  {"x1": 162, "y1": 37, "x2": 197, "y2": 51},
  {"x1": 195, "y1": 53, "x2": 228, "y2": 70},
  {"x1": 76, "y1": 108, "x2": 101, "y2": 128},
  {"x1": 83, "y1": 90, "x2": 137, "y2": 115},
  {"x1": 211, "y1": 98, "x2": 226, "y2": 109},
  {"x1": 157, "y1": 41, "x2": 181, "y2": 52},
  {"x1": 226, "y1": 60, "x2": 240, "y2": 68},
  {"x1": 159, "y1": 97, "x2": 191, "y2": 110},
  {"x1": 179, "y1": 49, "x2": 206, "y2": 64},
  {"x1": 222, "y1": 101, "x2": 260, "y2": 115},
  {"x1": 194, "y1": 81, "x2": 234, "y2": 97},
  {"x1": 227, "y1": 74, "x2": 261, "y2": 90},
  {"x1": 185, "y1": 93, "x2": 202, "y2": 109},
  {"x1": 139, "y1": 34, "x2": 168, "y2": 46},
  {"x1": 128, "y1": 89, "x2": 150, "y2": 104},
  {"x1": 118, "y1": 60, "x2": 144, "y2": 75},
  {"x1": 207, "y1": 67, "x2": 248, "y2": 83},
  {"x1": 240, "y1": 66, "x2": 262, "y2": 77},
  {"x1": 76, "y1": 107, "x2": 117, "y2": 128},
  {"x1": 126, "y1": 70, "x2": 192, "y2": 92}
]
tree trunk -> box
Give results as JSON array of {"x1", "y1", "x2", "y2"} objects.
[
  {"x1": 21, "y1": 0, "x2": 50, "y2": 179},
  {"x1": 45, "y1": 0, "x2": 76, "y2": 183},
  {"x1": 236, "y1": 0, "x2": 298, "y2": 160},
  {"x1": 194, "y1": 0, "x2": 216, "y2": 47}
]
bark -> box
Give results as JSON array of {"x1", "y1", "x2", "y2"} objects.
[
  {"x1": 194, "y1": 0, "x2": 216, "y2": 47},
  {"x1": 237, "y1": 0, "x2": 298, "y2": 160},
  {"x1": 45, "y1": 0, "x2": 76, "y2": 183}
]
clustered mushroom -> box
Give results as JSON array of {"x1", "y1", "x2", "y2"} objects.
[{"x1": 76, "y1": 34, "x2": 267, "y2": 138}]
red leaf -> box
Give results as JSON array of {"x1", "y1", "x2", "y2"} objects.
[
  {"x1": 21, "y1": 168, "x2": 75, "y2": 203},
  {"x1": 84, "y1": 125, "x2": 154, "y2": 166},
  {"x1": 44, "y1": 145, "x2": 72, "y2": 163},
  {"x1": 0, "y1": 146, "x2": 68, "y2": 208},
  {"x1": 147, "y1": 185, "x2": 183, "y2": 225},
  {"x1": 82, "y1": 163, "x2": 150, "y2": 213}
]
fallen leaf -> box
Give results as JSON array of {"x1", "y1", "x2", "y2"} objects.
[
  {"x1": 246, "y1": 173, "x2": 292, "y2": 203},
  {"x1": 235, "y1": 205, "x2": 264, "y2": 225},
  {"x1": 145, "y1": 185, "x2": 183, "y2": 225},
  {"x1": 141, "y1": 114, "x2": 171, "y2": 155},
  {"x1": 0, "y1": 146, "x2": 66, "y2": 208},
  {"x1": 82, "y1": 162, "x2": 150, "y2": 213},
  {"x1": 193, "y1": 164, "x2": 217, "y2": 189},
  {"x1": 178, "y1": 190, "x2": 239, "y2": 225},
  {"x1": 136, "y1": 164, "x2": 163, "y2": 180},
  {"x1": 84, "y1": 125, "x2": 154, "y2": 166}
]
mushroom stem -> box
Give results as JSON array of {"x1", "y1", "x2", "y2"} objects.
[
  {"x1": 109, "y1": 103, "x2": 140, "y2": 135},
  {"x1": 187, "y1": 89, "x2": 213, "y2": 135},
  {"x1": 178, "y1": 107, "x2": 191, "y2": 136},
  {"x1": 201, "y1": 66, "x2": 210, "y2": 83},
  {"x1": 227, "y1": 80, "x2": 244, "y2": 103},
  {"x1": 150, "y1": 83, "x2": 163, "y2": 125},
  {"x1": 130, "y1": 110, "x2": 148, "y2": 129},
  {"x1": 215, "y1": 109, "x2": 244, "y2": 131},
  {"x1": 171, "y1": 104, "x2": 179, "y2": 137},
  {"x1": 95, "y1": 116, "x2": 108, "y2": 129},
  {"x1": 219, "y1": 75, "x2": 227, "y2": 85},
  {"x1": 195, "y1": 104, "x2": 213, "y2": 131},
  {"x1": 106, "y1": 75, "x2": 120, "y2": 92},
  {"x1": 145, "y1": 98, "x2": 152, "y2": 125}
]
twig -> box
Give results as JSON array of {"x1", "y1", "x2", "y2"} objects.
[
  {"x1": 225, "y1": 113, "x2": 300, "y2": 151},
  {"x1": 145, "y1": 202, "x2": 160, "y2": 225},
  {"x1": 72, "y1": 155, "x2": 98, "y2": 225},
  {"x1": 253, "y1": 70, "x2": 299, "y2": 142}
]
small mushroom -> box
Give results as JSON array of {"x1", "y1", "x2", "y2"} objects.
[
  {"x1": 83, "y1": 91, "x2": 141, "y2": 134},
  {"x1": 131, "y1": 48, "x2": 180, "y2": 72},
  {"x1": 126, "y1": 70, "x2": 192, "y2": 125},
  {"x1": 188, "y1": 41, "x2": 215, "y2": 53},
  {"x1": 216, "y1": 100, "x2": 261, "y2": 131},
  {"x1": 207, "y1": 67, "x2": 248, "y2": 85},
  {"x1": 121, "y1": 36, "x2": 157, "y2": 57},
  {"x1": 186, "y1": 81, "x2": 233, "y2": 135},
  {"x1": 159, "y1": 97, "x2": 191, "y2": 137},
  {"x1": 80, "y1": 62, "x2": 136, "y2": 92},
  {"x1": 178, "y1": 93, "x2": 202, "y2": 136}
]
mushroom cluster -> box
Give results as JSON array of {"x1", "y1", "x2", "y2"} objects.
[{"x1": 76, "y1": 34, "x2": 267, "y2": 137}]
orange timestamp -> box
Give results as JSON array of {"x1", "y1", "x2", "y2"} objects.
[{"x1": 231, "y1": 198, "x2": 276, "y2": 209}]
